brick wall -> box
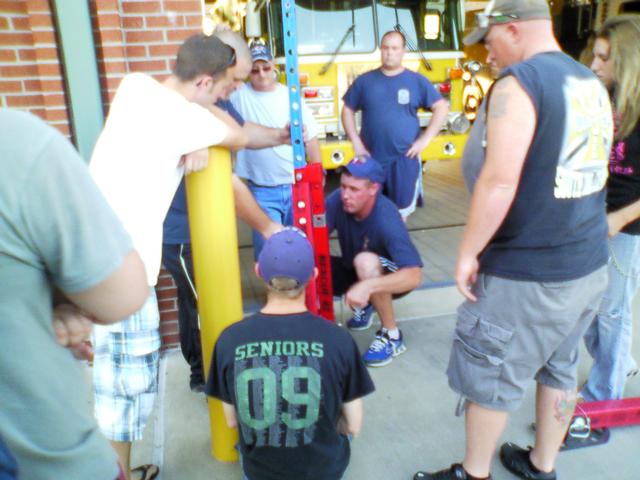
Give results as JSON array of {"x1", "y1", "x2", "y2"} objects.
[
  {"x1": 0, "y1": 0, "x2": 72, "y2": 137},
  {"x1": 1, "y1": 0, "x2": 204, "y2": 350}
]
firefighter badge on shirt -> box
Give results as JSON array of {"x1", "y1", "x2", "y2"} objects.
[{"x1": 397, "y1": 88, "x2": 410, "y2": 105}]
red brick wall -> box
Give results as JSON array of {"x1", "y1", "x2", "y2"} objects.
[
  {"x1": 1, "y1": 0, "x2": 204, "y2": 350},
  {"x1": 0, "y1": 0, "x2": 72, "y2": 137}
]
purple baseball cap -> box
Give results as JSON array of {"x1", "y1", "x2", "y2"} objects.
[
  {"x1": 250, "y1": 43, "x2": 273, "y2": 63},
  {"x1": 344, "y1": 155, "x2": 385, "y2": 184},
  {"x1": 258, "y1": 227, "x2": 315, "y2": 286}
]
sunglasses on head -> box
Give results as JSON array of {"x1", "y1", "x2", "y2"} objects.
[
  {"x1": 475, "y1": 11, "x2": 519, "y2": 28},
  {"x1": 251, "y1": 64, "x2": 273, "y2": 75},
  {"x1": 208, "y1": 49, "x2": 237, "y2": 78},
  {"x1": 351, "y1": 154, "x2": 372, "y2": 165}
]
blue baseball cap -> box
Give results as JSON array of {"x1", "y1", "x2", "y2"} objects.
[
  {"x1": 258, "y1": 227, "x2": 315, "y2": 286},
  {"x1": 250, "y1": 43, "x2": 273, "y2": 63},
  {"x1": 344, "y1": 155, "x2": 385, "y2": 184}
]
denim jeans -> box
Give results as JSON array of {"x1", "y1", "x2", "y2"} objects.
[
  {"x1": 248, "y1": 182, "x2": 293, "y2": 259},
  {"x1": 582, "y1": 232, "x2": 640, "y2": 401}
]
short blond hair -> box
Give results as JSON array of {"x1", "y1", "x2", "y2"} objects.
[{"x1": 266, "y1": 276, "x2": 307, "y2": 298}]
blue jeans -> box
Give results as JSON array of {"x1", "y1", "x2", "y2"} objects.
[
  {"x1": 582, "y1": 232, "x2": 640, "y2": 401},
  {"x1": 248, "y1": 182, "x2": 293, "y2": 259}
]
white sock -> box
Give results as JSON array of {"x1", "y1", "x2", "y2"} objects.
[{"x1": 385, "y1": 328, "x2": 399, "y2": 340}]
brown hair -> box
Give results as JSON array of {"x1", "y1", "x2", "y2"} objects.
[
  {"x1": 173, "y1": 34, "x2": 236, "y2": 81},
  {"x1": 595, "y1": 15, "x2": 640, "y2": 138}
]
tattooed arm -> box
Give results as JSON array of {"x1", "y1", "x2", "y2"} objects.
[{"x1": 455, "y1": 75, "x2": 536, "y2": 300}]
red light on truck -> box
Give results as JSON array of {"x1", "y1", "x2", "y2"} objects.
[{"x1": 438, "y1": 82, "x2": 452, "y2": 95}]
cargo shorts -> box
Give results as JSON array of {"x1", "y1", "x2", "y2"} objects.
[{"x1": 446, "y1": 266, "x2": 607, "y2": 412}]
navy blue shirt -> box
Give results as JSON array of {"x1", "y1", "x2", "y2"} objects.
[
  {"x1": 163, "y1": 99, "x2": 244, "y2": 245},
  {"x1": 343, "y1": 68, "x2": 441, "y2": 168},
  {"x1": 206, "y1": 312, "x2": 375, "y2": 480},
  {"x1": 472, "y1": 52, "x2": 611, "y2": 281},
  {"x1": 325, "y1": 190, "x2": 423, "y2": 269}
]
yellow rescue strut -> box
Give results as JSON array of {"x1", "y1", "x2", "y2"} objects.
[{"x1": 185, "y1": 146, "x2": 240, "y2": 462}]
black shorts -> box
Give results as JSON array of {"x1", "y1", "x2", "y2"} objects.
[{"x1": 330, "y1": 255, "x2": 412, "y2": 299}]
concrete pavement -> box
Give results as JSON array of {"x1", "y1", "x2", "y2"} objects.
[{"x1": 132, "y1": 286, "x2": 640, "y2": 479}]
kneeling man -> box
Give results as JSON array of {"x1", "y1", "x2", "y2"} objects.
[
  {"x1": 206, "y1": 228, "x2": 375, "y2": 480},
  {"x1": 326, "y1": 156, "x2": 423, "y2": 366}
]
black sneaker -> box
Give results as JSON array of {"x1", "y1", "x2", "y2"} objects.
[
  {"x1": 414, "y1": 464, "x2": 490, "y2": 480},
  {"x1": 190, "y1": 378, "x2": 205, "y2": 394},
  {"x1": 499, "y1": 443, "x2": 556, "y2": 480}
]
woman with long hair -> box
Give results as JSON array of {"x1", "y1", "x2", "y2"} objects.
[{"x1": 582, "y1": 14, "x2": 640, "y2": 401}]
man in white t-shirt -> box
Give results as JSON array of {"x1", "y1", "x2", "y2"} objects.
[
  {"x1": 231, "y1": 43, "x2": 323, "y2": 258},
  {"x1": 89, "y1": 34, "x2": 277, "y2": 480}
]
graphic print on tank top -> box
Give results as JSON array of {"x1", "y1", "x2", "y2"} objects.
[
  {"x1": 233, "y1": 340, "x2": 324, "y2": 447},
  {"x1": 555, "y1": 76, "x2": 613, "y2": 199}
]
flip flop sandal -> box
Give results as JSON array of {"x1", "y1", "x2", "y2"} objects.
[{"x1": 131, "y1": 464, "x2": 160, "y2": 480}]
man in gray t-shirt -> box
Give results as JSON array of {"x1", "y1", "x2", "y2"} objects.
[{"x1": 0, "y1": 109, "x2": 148, "y2": 479}]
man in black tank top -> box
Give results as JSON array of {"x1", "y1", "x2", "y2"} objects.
[{"x1": 413, "y1": 2, "x2": 612, "y2": 480}]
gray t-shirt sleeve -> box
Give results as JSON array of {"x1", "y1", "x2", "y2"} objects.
[{"x1": 18, "y1": 130, "x2": 133, "y2": 293}]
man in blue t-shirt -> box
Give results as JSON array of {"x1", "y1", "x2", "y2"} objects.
[
  {"x1": 206, "y1": 228, "x2": 374, "y2": 480},
  {"x1": 326, "y1": 156, "x2": 423, "y2": 367},
  {"x1": 342, "y1": 30, "x2": 449, "y2": 219}
]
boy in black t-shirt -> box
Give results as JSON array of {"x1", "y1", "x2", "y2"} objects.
[{"x1": 206, "y1": 228, "x2": 375, "y2": 480}]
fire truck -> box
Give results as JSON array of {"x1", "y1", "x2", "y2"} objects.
[{"x1": 206, "y1": 0, "x2": 472, "y2": 170}]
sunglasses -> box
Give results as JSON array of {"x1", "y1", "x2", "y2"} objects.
[
  {"x1": 208, "y1": 49, "x2": 237, "y2": 78},
  {"x1": 475, "y1": 11, "x2": 519, "y2": 28},
  {"x1": 251, "y1": 64, "x2": 273, "y2": 75},
  {"x1": 351, "y1": 154, "x2": 372, "y2": 164}
]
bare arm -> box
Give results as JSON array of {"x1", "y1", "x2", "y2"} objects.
[
  {"x1": 232, "y1": 174, "x2": 281, "y2": 239},
  {"x1": 341, "y1": 104, "x2": 369, "y2": 156},
  {"x1": 222, "y1": 401, "x2": 238, "y2": 428},
  {"x1": 244, "y1": 121, "x2": 290, "y2": 149},
  {"x1": 406, "y1": 98, "x2": 449, "y2": 159},
  {"x1": 345, "y1": 266, "x2": 422, "y2": 309},
  {"x1": 338, "y1": 398, "x2": 364, "y2": 437},
  {"x1": 305, "y1": 136, "x2": 322, "y2": 164},
  {"x1": 65, "y1": 250, "x2": 148, "y2": 324},
  {"x1": 455, "y1": 76, "x2": 536, "y2": 300},
  {"x1": 608, "y1": 199, "x2": 640, "y2": 237}
]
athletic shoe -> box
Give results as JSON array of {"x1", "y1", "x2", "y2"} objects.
[
  {"x1": 499, "y1": 443, "x2": 556, "y2": 480},
  {"x1": 413, "y1": 463, "x2": 490, "y2": 479},
  {"x1": 346, "y1": 304, "x2": 375, "y2": 331},
  {"x1": 362, "y1": 330, "x2": 406, "y2": 367},
  {"x1": 190, "y1": 378, "x2": 205, "y2": 394}
]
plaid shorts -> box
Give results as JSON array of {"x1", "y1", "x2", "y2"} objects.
[{"x1": 93, "y1": 288, "x2": 161, "y2": 441}]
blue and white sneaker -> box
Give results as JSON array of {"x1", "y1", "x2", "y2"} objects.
[
  {"x1": 363, "y1": 330, "x2": 406, "y2": 367},
  {"x1": 346, "y1": 304, "x2": 375, "y2": 331}
]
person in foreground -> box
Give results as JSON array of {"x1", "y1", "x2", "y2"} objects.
[
  {"x1": 0, "y1": 108, "x2": 148, "y2": 480},
  {"x1": 206, "y1": 228, "x2": 375, "y2": 480},
  {"x1": 414, "y1": 1, "x2": 613, "y2": 479}
]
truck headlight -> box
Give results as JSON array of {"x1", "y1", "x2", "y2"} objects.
[{"x1": 449, "y1": 113, "x2": 471, "y2": 134}]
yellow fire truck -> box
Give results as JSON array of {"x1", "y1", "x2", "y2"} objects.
[{"x1": 206, "y1": 0, "x2": 472, "y2": 170}]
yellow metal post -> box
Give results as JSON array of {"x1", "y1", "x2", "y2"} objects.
[{"x1": 185, "y1": 146, "x2": 241, "y2": 462}]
